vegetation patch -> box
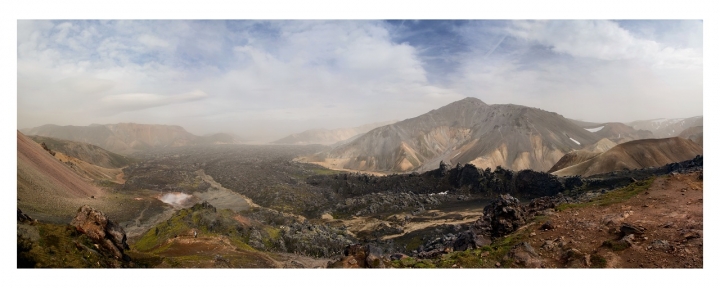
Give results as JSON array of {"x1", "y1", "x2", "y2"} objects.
[{"x1": 590, "y1": 254, "x2": 607, "y2": 268}]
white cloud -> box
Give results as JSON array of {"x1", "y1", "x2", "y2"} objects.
[
  {"x1": 506, "y1": 20, "x2": 702, "y2": 69},
  {"x1": 16, "y1": 20, "x2": 702, "y2": 140},
  {"x1": 99, "y1": 89, "x2": 208, "y2": 114}
]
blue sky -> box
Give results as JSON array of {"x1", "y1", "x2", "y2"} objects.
[{"x1": 17, "y1": 20, "x2": 703, "y2": 141}]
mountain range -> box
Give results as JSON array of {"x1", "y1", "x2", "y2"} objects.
[{"x1": 20, "y1": 123, "x2": 241, "y2": 155}]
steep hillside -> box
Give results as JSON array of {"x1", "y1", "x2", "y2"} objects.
[
  {"x1": 28, "y1": 135, "x2": 135, "y2": 168},
  {"x1": 17, "y1": 130, "x2": 103, "y2": 220},
  {"x1": 678, "y1": 126, "x2": 703, "y2": 146},
  {"x1": 315, "y1": 97, "x2": 599, "y2": 173},
  {"x1": 627, "y1": 116, "x2": 702, "y2": 138},
  {"x1": 272, "y1": 120, "x2": 396, "y2": 145},
  {"x1": 17, "y1": 131, "x2": 146, "y2": 223},
  {"x1": 583, "y1": 123, "x2": 653, "y2": 144},
  {"x1": 552, "y1": 137, "x2": 703, "y2": 177}
]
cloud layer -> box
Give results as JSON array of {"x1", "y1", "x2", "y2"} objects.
[{"x1": 17, "y1": 20, "x2": 703, "y2": 141}]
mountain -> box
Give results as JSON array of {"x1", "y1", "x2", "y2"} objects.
[
  {"x1": 313, "y1": 97, "x2": 600, "y2": 173},
  {"x1": 546, "y1": 138, "x2": 617, "y2": 173},
  {"x1": 21, "y1": 123, "x2": 241, "y2": 155},
  {"x1": 678, "y1": 126, "x2": 703, "y2": 146},
  {"x1": 551, "y1": 137, "x2": 703, "y2": 177},
  {"x1": 272, "y1": 120, "x2": 397, "y2": 145},
  {"x1": 569, "y1": 119, "x2": 603, "y2": 128},
  {"x1": 626, "y1": 116, "x2": 703, "y2": 138},
  {"x1": 27, "y1": 135, "x2": 135, "y2": 169},
  {"x1": 581, "y1": 122, "x2": 653, "y2": 144}
]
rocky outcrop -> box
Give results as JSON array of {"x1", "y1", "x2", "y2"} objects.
[
  {"x1": 17, "y1": 209, "x2": 34, "y2": 223},
  {"x1": 70, "y1": 205, "x2": 129, "y2": 260},
  {"x1": 478, "y1": 194, "x2": 528, "y2": 237}
]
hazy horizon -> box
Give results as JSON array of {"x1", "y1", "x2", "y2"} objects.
[{"x1": 17, "y1": 20, "x2": 703, "y2": 142}]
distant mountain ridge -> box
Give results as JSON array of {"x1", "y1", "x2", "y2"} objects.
[
  {"x1": 21, "y1": 123, "x2": 241, "y2": 155},
  {"x1": 313, "y1": 97, "x2": 601, "y2": 173},
  {"x1": 581, "y1": 122, "x2": 653, "y2": 144},
  {"x1": 272, "y1": 120, "x2": 397, "y2": 145},
  {"x1": 626, "y1": 116, "x2": 702, "y2": 138}
]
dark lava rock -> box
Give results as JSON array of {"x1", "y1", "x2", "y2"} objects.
[
  {"x1": 390, "y1": 253, "x2": 409, "y2": 261},
  {"x1": 620, "y1": 223, "x2": 646, "y2": 236},
  {"x1": 481, "y1": 194, "x2": 528, "y2": 237},
  {"x1": 540, "y1": 221, "x2": 555, "y2": 230},
  {"x1": 17, "y1": 209, "x2": 34, "y2": 223},
  {"x1": 70, "y1": 205, "x2": 129, "y2": 260},
  {"x1": 452, "y1": 231, "x2": 491, "y2": 252},
  {"x1": 526, "y1": 196, "x2": 557, "y2": 215}
]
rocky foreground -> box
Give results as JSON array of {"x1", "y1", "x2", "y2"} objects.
[{"x1": 329, "y1": 170, "x2": 703, "y2": 268}]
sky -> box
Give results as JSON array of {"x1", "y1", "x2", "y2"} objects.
[{"x1": 17, "y1": 20, "x2": 703, "y2": 142}]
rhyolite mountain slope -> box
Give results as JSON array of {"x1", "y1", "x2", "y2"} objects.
[
  {"x1": 626, "y1": 116, "x2": 702, "y2": 138},
  {"x1": 316, "y1": 97, "x2": 601, "y2": 173},
  {"x1": 21, "y1": 123, "x2": 240, "y2": 155},
  {"x1": 272, "y1": 120, "x2": 396, "y2": 145},
  {"x1": 552, "y1": 137, "x2": 703, "y2": 177}
]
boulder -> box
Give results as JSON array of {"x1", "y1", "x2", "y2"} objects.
[
  {"x1": 70, "y1": 205, "x2": 129, "y2": 260},
  {"x1": 540, "y1": 221, "x2": 555, "y2": 230},
  {"x1": 481, "y1": 194, "x2": 528, "y2": 237},
  {"x1": 620, "y1": 223, "x2": 646, "y2": 236}
]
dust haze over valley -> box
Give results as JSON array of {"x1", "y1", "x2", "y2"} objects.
[{"x1": 14, "y1": 19, "x2": 708, "y2": 273}]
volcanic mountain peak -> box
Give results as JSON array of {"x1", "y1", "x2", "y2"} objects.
[{"x1": 314, "y1": 99, "x2": 599, "y2": 173}]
